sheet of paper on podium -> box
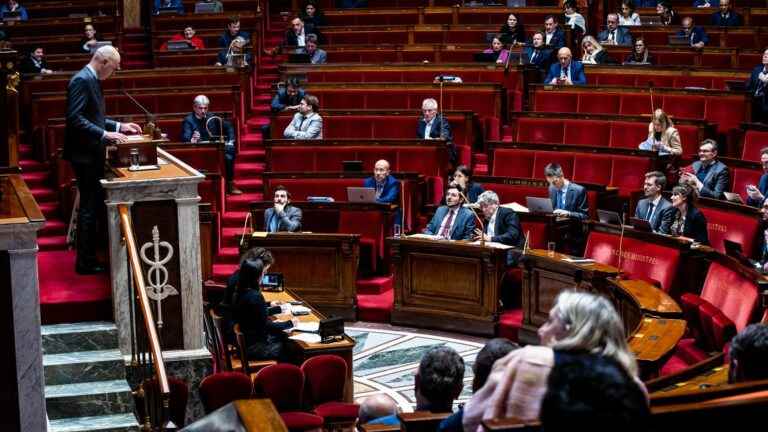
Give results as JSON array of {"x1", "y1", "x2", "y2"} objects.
[
  {"x1": 501, "y1": 202, "x2": 529, "y2": 213},
  {"x1": 471, "y1": 241, "x2": 514, "y2": 249},
  {"x1": 251, "y1": 231, "x2": 269, "y2": 238},
  {"x1": 293, "y1": 321, "x2": 319, "y2": 332},
  {"x1": 289, "y1": 333, "x2": 322, "y2": 343},
  {"x1": 407, "y1": 233, "x2": 441, "y2": 240}
]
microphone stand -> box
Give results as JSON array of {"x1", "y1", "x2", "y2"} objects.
[
  {"x1": 616, "y1": 221, "x2": 626, "y2": 280},
  {"x1": 122, "y1": 90, "x2": 162, "y2": 139},
  {"x1": 205, "y1": 115, "x2": 225, "y2": 145},
  {"x1": 458, "y1": 189, "x2": 485, "y2": 246}
]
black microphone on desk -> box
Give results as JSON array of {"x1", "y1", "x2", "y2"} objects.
[{"x1": 122, "y1": 89, "x2": 162, "y2": 139}]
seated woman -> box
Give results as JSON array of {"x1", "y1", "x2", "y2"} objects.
[
  {"x1": 499, "y1": 13, "x2": 526, "y2": 46},
  {"x1": 451, "y1": 165, "x2": 484, "y2": 203},
  {"x1": 461, "y1": 290, "x2": 646, "y2": 429},
  {"x1": 216, "y1": 36, "x2": 251, "y2": 67},
  {"x1": 300, "y1": 0, "x2": 327, "y2": 28},
  {"x1": 624, "y1": 38, "x2": 654, "y2": 64},
  {"x1": 233, "y1": 249, "x2": 297, "y2": 360},
  {"x1": 619, "y1": 0, "x2": 642, "y2": 26},
  {"x1": 659, "y1": 184, "x2": 709, "y2": 244},
  {"x1": 482, "y1": 35, "x2": 511, "y2": 65},
  {"x1": 80, "y1": 24, "x2": 103, "y2": 53},
  {"x1": 161, "y1": 26, "x2": 205, "y2": 50},
  {"x1": 581, "y1": 36, "x2": 614, "y2": 64},
  {"x1": 564, "y1": 1, "x2": 587, "y2": 34},
  {"x1": 657, "y1": 1, "x2": 680, "y2": 25},
  {"x1": 639, "y1": 109, "x2": 682, "y2": 156}
]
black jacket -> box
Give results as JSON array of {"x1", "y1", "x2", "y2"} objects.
[
  {"x1": 235, "y1": 289, "x2": 291, "y2": 344},
  {"x1": 181, "y1": 113, "x2": 234, "y2": 142},
  {"x1": 19, "y1": 55, "x2": 48, "y2": 74},
  {"x1": 659, "y1": 206, "x2": 709, "y2": 244},
  {"x1": 486, "y1": 207, "x2": 525, "y2": 266}
]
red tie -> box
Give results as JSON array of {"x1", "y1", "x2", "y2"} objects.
[{"x1": 440, "y1": 210, "x2": 456, "y2": 238}]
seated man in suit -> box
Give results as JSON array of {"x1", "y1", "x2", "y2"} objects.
[
  {"x1": 219, "y1": 15, "x2": 250, "y2": 48},
  {"x1": 678, "y1": 16, "x2": 709, "y2": 48},
  {"x1": 545, "y1": 47, "x2": 587, "y2": 85},
  {"x1": 363, "y1": 159, "x2": 400, "y2": 204},
  {"x1": 424, "y1": 185, "x2": 476, "y2": 240},
  {"x1": 543, "y1": 15, "x2": 566, "y2": 50},
  {"x1": 0, "y1": 0, "x2": 28, "y2": 20},
  {"x1": 523, "y1": 32, "x2": 553, "y2": 71},
  {"x1": 474, "y1": 190, "x2": 524, "y2": 263},
  {"x1": 711, "y1": 0, "x2": 741, "y2": 26},
  {"x1": 598, "y1": 14, "x2": 633, "y2": 46},
  {"x1": 417, "y1": 98, "x2": 456, "y2": 166},
  {"x1": 19, "y1": 47, "x2": 53, "y2": 74},
  {"x1": 283, "y1": 95, "x2": 323, "y2": 139},
  {"x1": 746, "y1": 48, "x2": 768, "y2": 124},
  {"x1": 264, "y1": 185, "x2": 302, "y2": 232},
  {"x1": 545, "y1": 163, "x2": 588, "y2": 220},
  {"x1": 680, "y1": 139, "x2": 730, "y2": 200},
  {"x1": 746, "y1": 147, "x2": 768, "y2": 207},
  {"x1": 154, "y1": 0, "x2": 184, "y2": 14},
  {"x1": 181, "y1": 94, "x2": 241, "y2": 194},
  {"x1": 635, "y1": 171, "x2": 672, "y2": 231},
  {"x1": 306, "y1": 34, "x2": 327, "y2": 64}
]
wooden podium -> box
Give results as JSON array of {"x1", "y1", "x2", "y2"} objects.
[{"x1": 389, "y1": 236, "x2": 512, "y2": 336}]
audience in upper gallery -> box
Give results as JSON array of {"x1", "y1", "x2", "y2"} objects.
[
  {"x1": 728, "y1": 323, "x2": 768, "y2": 383},
  {"x1": 581, "y1": 36, "x2": 616, "y2": 65},
  {"x1": 624, "y1": 38, "x2": 654, "y2": 64},
  {"x1": 680, "y1": 139, "x2": 730, "y2": 200},
  {"x1": 499, "y1": 13, "x2": 526, "y2": 46},
  {"x1": 367, "y1": 346, "x2": 465, "y2": 426},
  {"x1": 563, "y1": 1, "x2": 587, "y2": 35},
  {"x1": 197, "y1": 0, "x2": 223, "y2": 13},
  {"x1": 215, "y1": 36, "x2": 250, "y2": 67},
  {"x1": 305, "y1": 34, "x2": 327, "y2": 64},
  {"x1": 694, "y1": 0, "x2": 720, "y2": 6},
  {"x1": 638, "y1": 108, "x2": 682, "y2": 156},
  {"x1": 418, "y1": 98, "x2": 456, "y2": 165},
  {"x1": 449, "y1": 165, "x2": 484, "y2": 204},
  {"x1": 358, "y1": 395, "x2": 399, "y2": 427},
  {"x1": 482, "y1": 35, "x2": 511, "y2": 64},
  {"x1": 657, "y1": 1, "x2": 680, "y2": 25},
  {"x1": 424, "y1": 185, "x2": 476, "y2": 240},
  {"x1": 154, "y1": 0, "x2": 185, "y2": 15},
  {"x1": 438, "y1": 338, "x2": 519, "y2": 432},
  {"x1": 219, "y1": 16, "x2": 250, "y2": 48},
  {"x1": 270, "y1": 78, "x2": 305, "y2": 113},
  {"x1": 678, "y1": 16, "x2": 709, "y2": 48},
  {"x1": 599, "y1": 13, "x2": 633, "y2": 46},
  {"x1": 80, "y1": 24, "x2": 103, "y2": 53},
  {"x1": 711, "y1": 0, "x2": 742, "y2": 26},
  {"x1": 19, "y1": 47, "x2": 53, "y2": 74},
  {"x1": 619, "y1": 0, "x2": 642, "y2": 26},
  {"x1": 283, "y1": 95, "x2": 323, "y2": 139},
  {"x1": 363, "y1": 159, "x2": 400, "y2": 205},
  {"x1": 635, "y1": 171, "x2": 672, "y2": 232},
  {"x1": 543, "y1": 15, "x2": 566, "y2": 50},
  {"x1": 545, "y1": 47, "x2": 587, "y2": 86},
  {"x1": 461, "y1": 290, "x2": 646, "y2": 430},
  {"x1": 233, "y1": 249, "x2": 297, "y2": 361},
  {"x1": 523, "y1": 32, "x2": 553, "y2": 70},
  {"x1": 746, "y1": 148, "x2": 768, "y2": 207},
  {"x1": 659, "y1": 184, "x2": 710, "y2": 244},
  {"x1": 540, "y1": 352, "x2": 650, "y2": 432},
  {"x1": 300, "y1": 0, "x2": 327, "y2": 29},
  {"x1": 746, "y1": 48, "x2": 768, "y2": 124},
  {"x1": 545, "y1": 163, "x2": 589, "y2": 220},
  {"x1": 0, "y1": 0, "x2": 28, "y2": 21},
  {"x1": 161, "y1": 26, "x2": 205, "y2": 50}
]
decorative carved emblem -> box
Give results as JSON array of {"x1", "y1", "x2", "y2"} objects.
[
  {"x1": 140, "y1": 226, "x2": 177, "y2": 328},
  {"x1": 6, "y1": 71, "x2": 19, "y2": 94}
]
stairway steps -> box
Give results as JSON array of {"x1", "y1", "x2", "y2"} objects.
[
  {"x1": 48, "y1": 413, "x2": 139, "y2": 432},
  {"x1": 216, "y1": 247, "x2": 240, "y2": 264},
  {"x1": 45, "y1": 380, "x2": 134, "y2": 420},
  {"x1": 40, "y1": 219, "x2": 68, "y2": 237},
  {"x1": 22, "y1": 171, "x2": 50, "y2": 187},
  {"x1": 39, "y1": 202, "x2": 62, "y2": 219},
  {"x1": 39, "y1": 235, "x2": 69, "y2": 251},
  {"x1": 42, "y1": 322, "x2": 118, "y2": 355},
  {"x1": 238, "y1": 148, "x2": 266, "y2": 160},
  {"x1": 221, "y1": 226, "x2": 246, "y2": 247},
  {"x1": 30, "y1": 187, "x2": 58, "y2": 203},
  {"x1": 225, "y1": 193, "x2": 263, "y2": 212},
  {"x1": 234, "y1": 162, "x2": 265, "y2": 176},
  {"x1": 222, "y1": 211, "x2": 249, "y2": 226},
  {"x1": 43, "y1": 349, "x2": 125, "y2": 386},
  {"x1": 233, "y1": 177, "x2": 263, "y2": 190},
  {"x1": 19, "y1": 158, "x2": 49, "y2": 172}
]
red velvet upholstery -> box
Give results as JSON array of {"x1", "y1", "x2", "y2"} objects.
[
  {"x1": 572, "y1": 154, "x2": 612, "y2": 185},
  {"x1": 564, "y1": 120, "x2": 610, "y2": 146},
  {"x1": 697, "y1": 205, "x2": 760, "y2": 255},
  {"x1": 532, "y1": 151, "x2": 574, "y2": 180},
  {"x1": 533, "y1": 92, "x2": 577, "y2": 113},
  {"x1": 731, "y1": 167, "x2": 763, "y2": 203},
  {"x1": 301, "y1": 355, "x2": 359, "y2": 422},
  {"x1": 610, "y1": 155, "x2": 652, "y2": 197},
  {"x1": 663, "y1": 95, "x2": 706, "y2": 120},
  {"x1": 492, "y1": 149, "x2": 536, "y2": 178},
  {"x1": 492, "y1": 184, "x2": 549, "y2": 208},
  {"x1": 584, "y1": 231, "x2": 681, "y2": 292},
  {"x1": 497, "y1": 309, "x2": 523, "y2": 342},
  {"x1": 339, "y1": 210, "x2": 386, "y2": 270},
  {"x1": 698, "y1": 301, "x2": 737, "y2": 352},
  {"x1": 519, "y1": 220, "x2": 548, "y2": 249},
  {"x1": 609, "y1": 121, "x2": 648, "y2": 150},
  {"x1": 253, "y1": 364, "x2": 306, "y2": 411},
  {"x1": 515, "y1": 118, "x2": 564, "y2": 144},
  {"x1": 199, "y1": 372, "x2": 253, "y2": 414},
  {"x1": 741, "y1": 130, "x2": 768, "y2": 162},
  {"x1": 577, "y1": 94, "x2": 621, "y2": 114},
  {"x1": 357, "y1": 286, "x2": 394, "y2": 322},
  {"x1": 699, "y1": 262, "x2": 760, "y2": 331},
  {"x1": 279, "y1": 412, "x2": 325, "y2": 431}
]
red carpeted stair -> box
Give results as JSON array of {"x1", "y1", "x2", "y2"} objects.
[{"x1": 355, "y1": 275, "x2": 394, "y2": 323}]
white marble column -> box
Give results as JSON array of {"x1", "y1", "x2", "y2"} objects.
[
  {"x1": 176, "y1": 196, "x2": 203, "y2": 350},
  {"x1": 105, "y1": 201, "x2": 134, "y2": 356}
]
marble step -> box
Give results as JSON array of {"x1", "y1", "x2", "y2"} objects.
[
  {"x1": 48, "y1": 413, "x2": 139, "y2": 432},
  {"x1": 44, "y1": 349, "x2": 125, "y2": 386},
  {"x1": 45, "y1": 379, "x2": 135, "y2": 420},
  {"x1": 42, "y1": 322, "x2": 119, "y2": 355}
]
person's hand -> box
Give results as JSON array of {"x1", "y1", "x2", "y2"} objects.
[
  {"x1": 42, "y1": 69, "x2": 53, "y2": 74},
  {"x1": 473, "y1": 228, "x2": 491, "y2": 242},
  {"x1": 104, "y1": 132, "x2": 128, "y2": 143},
  {"x1": 280, "y1": 303, "x2": 291, "y2": 315},
  {"x1": 747, "y1": 185, "x2": 764, "y2": 201},
  {"x1": 681, "y1": 172, "x2": 703, "y2": 190},
  {"x1": 562, "y1": 76, "x2": 573, "y2": 85},
  {"x1": 553, "y1": 209, "x2": 570, "y2": 217},
  {"x1": 214, "y1": 62, "x2": 222, "y2": 66},
  {"x1": 290, "y1": 318, "x2": 300, "y2": 327},
  {"x1": 274, "y1": 202, "x2": 285, "y2": 214},
  {"x1": 496, "y1": 58, "x2": 504, "y2": 64},
  {"x1": 693, "y1": 42, "x2": 705, "y2": 49},
  {"x1": 120, "y1": 122, "x2": 142, "y2": 135},
  {"x1": 190, "y1": 130, "x2": 201, "y2": 143},
  {"x1": 270, "y1": 300, "x2": 283, "y2": 307},
  {"x1": 550, "y1": 77, "x2": 559, "y2": 85},
  {"x1": 285, "y1": 105, "x2": 300, "y2": 111}
]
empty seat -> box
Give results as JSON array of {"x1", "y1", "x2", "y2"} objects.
[
  {"x1": 516, "y1": 118, "x2": 564, "y2": 144},
  {"x1": 572, "y1": 154, "x2": 613, "y2": 185},
  {"x1": 564, "y1": 120, "x2": 610, "y2": 146}
]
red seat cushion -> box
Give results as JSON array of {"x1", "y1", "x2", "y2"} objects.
[
  {"x1": 610, "y1": 155, "x2": 651, "y2": 197},
  {"x1": 609, "y1": 121, "x2": 649, "y2": 149},
  {"x1": 313, "y1": 402, "x2": 361, "y2": 420},
  {"x1": 533, "y1": 151, "x2": 574, "y2": 180},
  {"x1": 572, "y1": 154, "x2": 612, "y2": 185},
  {"x1": 698, "y1": 301, "x2": 737, "y2": 351},
  {"x1": 577, "y1": 94, "x2": 621, "y2": 114},
  {"x1": 199, "y1": 372, "x2": 253, "y2": 414},
  {"x1": 741, "y1": 130, "x2": 768, "y2": 161},
  {"x1": 280, "y1": 412, "x2": 325, "y2": 431},
  {"x1": 498, "y1": 309, "x2": 523, "y2": 342},
  {"x1": 698, "y1": 205, "x2": 760, "y2": 256},
  {"x1": 699, "y1": 261, "x2": 760, "y2": 331},
  {"x1": 254, "y1": 364, "x2": 305, "y2": 412},
  {"x1": 731, "y1": 168, "x2": 763, "y2": 203},
  {"x1": 492, "y1": 149, "x2": 535, "y2": 177},
  {"x1": 534, "y1": 92, "x2": 577, "y2": 112},
  {"x1": 564, "y1": 120, "x2": 609, "y2": 146},
  {"x1": 302, "y1": 355, "x2": 349, "y2": 406},
  {"x1": 516, "y1": 118, "x2": 564, "y2": 144}
]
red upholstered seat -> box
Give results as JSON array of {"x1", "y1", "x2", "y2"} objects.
[
  {"x1": 675, "y1": 125, "x2": 701, "y2": 156},
  {"x1": 493, "y1": 184, "x2": 549, "y2": 209},
  {"x1": 357, "y1": 286, "x2": 394, "y2": 322},
  {"x1": 699, "y1": 262, "x2": 760, "y2": 332},
  {"x1": 594, "y1": 74, "x2": 636, "y2": 87},
  {"x1": 731, "y1": 167, "x2": 762, "y2": 203},
  {"x1": 533, "y1": 92, "x2": 577, "y2": 113},
  {"x1": 620, "y1": 94, "x2": 662, "y2": 116},
  {"x1": 199, "y1": 372, "x2": 253, "y2": 414},
  {"x1": 662, "y1": 95, "x2": 706, "y2": 120},
  {"x1": 660, "y1": 338, "x2": 711, "y2": 376},
  {"x1": 497, "y1": 309, "x2": 523, "y2": 342},
  {"x1": 609, "y1": 121, "x2": 648, "y2": 149},
  {"x1": 301, "y1": 355, "x2": 359, "y2": 425},
  {"x1": 572, "y1": 154, "x2": 612, "y2": 185},
  {"x1": 610, "y1": 156, "x2": 651, "y2": 197},
  {"x1": 313, "y1": 401, "x2": 360, "y2": 419},
  {"x1": 533, "y1": 151, "x2": 574, "y2": 180},
  {"x1": 741, "y1": 130, "x2": 768, "y2": 162},
  {"x1": 577, "y1": 94, "x2": 621, "y2": 114},
  {"x1": 698, "y1": 205, "x2": 760, "y2": 255},
  {"x1": 492, "y1": 149, "x2": 535, "y2": 177},
  {"x1": 519, "y1": 220, "x2": 549, "y2": 249},
  {"x1": 339, "y1": 210, "x2": 386, "y2": 271},
  {"x1": 516, "y1": 118, "x2": 564, "y2": 144},
  {"x1": 705, "y1": 96, "x2": 748, "y2": 134},
  {"x1": 564, "y1": 120, "x2": 609, "y2": 146},
  {"x1": 254, "y1": 364, "x2": 324, "y2": 431},
  {"x1": 279, "y1": 412, "x2": 325, "y2": 431}
]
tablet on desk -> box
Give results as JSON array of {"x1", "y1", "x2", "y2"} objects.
[
  {"x1": 629, "y1": 217, "x2": 652, "y2": 232},
  {"x1": 723, "y1": 192, "x2": 745, "y2": 204},
  {"x1": 597, "y1": 209, "x2": 621, "y2": 225},
  {"x1": 526, "y1": 196, "x2": 553, "y2": 214}
]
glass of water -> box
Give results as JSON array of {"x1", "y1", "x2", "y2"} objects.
[
  {"x1": 129, "y1": 148, "x2": 140, "y2": 170},
  {"x1": 393, "y1": 224, "x2": 402, "y2": 238}
]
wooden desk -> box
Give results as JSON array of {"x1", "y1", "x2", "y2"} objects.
[
  {"x1": 243, "y1": 233, "x2": 360, "y2": 320},
  {"x1": 648, "y1": 353, "x2": 729, "y2": 398},
  {"x1": 262, "y1": 289, "x2": 356, "y2": 402},
  {"x1": 389, "y1": 236, "x2": 511, "y2": 336}
]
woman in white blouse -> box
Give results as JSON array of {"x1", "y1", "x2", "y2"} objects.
[{"x1": 619, "y1": 0, "x2": 642, "y2": 26}]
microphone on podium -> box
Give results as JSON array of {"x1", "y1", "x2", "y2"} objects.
[
  {"x1": 457, "y1": 189, "x2": 485, "y2": 246},
  {"x1": 616, "y1": 203, "x2": 630, "y2": 279},
  {"x1": 122, "y1": 89, "x2": 162, "y2": 139}
]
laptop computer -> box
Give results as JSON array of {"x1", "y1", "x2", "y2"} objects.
[
  {"x1": 158, "y1": 6, "x2": 180, "y2": 14},
  {"x1": 288, "y1": 53, "x2": 311, "y2": 63},
  {"x1": 629, "y1": 217, "x2": 652, "y2": 232},
  {"x1": 723, "y1": 192, "x2": 745, "y2": 204},
  {"x1": 342, "y1": 160, "x2": 363, "y2": 172},
  {"x1": 474, "y1": 52, "x2": 500, "y2": 63},
  {"x1": 194, "y1": 2, "x2": 219, "y2": 13},
  {"x1": 167, "y1": 40, "x2": 193, "y2": 51},
  {"x1": 597, "y1": 209, "x2": 622, "y2": 225},
  {"x1": 668, "y1": 34, "x2": 690, "y2": 46},
  {"x1": 347, "y1": 187, "x2": 377, "y2": 203},
  {"x1": 526, "y1": 196, "x2": 554, "y2": 214},
  {"x1": 723, "y1": 239, "x2": 758, "y2": 269}
]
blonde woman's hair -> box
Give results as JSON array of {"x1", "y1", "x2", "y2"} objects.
[
  {"x1": 549, "y1": 290, "x2": 639, "y2": 376},
  {"x1": 581, "y1": 35, "x2": 604, "y2": 54},
  {"x1": 652, "y1": 108, "x2": 674, "y2": 130}
]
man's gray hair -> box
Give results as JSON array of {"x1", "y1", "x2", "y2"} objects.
[
  {"x1": 544, "y1": 163, "x2": 564, "y2": 178},
  {"x1": 607, "y1": 13, "x2": 619, "y2": 21},
  {"x1": 477, "y1": 190, "x2": 500, "y2": 206},
  {"x1": 422, "y1": 98, "x2": 438, "y2": 110},
  {"x1": 93, "y1": 45, "x2": 119, "y2": 61},
  {"x1": 700, "y1": 138, "x2": 719, "y2": 153},
  {"x1": 193, "y1": 94, "x2": 210, "y2": 106}
]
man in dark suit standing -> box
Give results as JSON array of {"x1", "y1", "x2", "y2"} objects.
[
  {"x1": 635, "y1": 171, "x2": 672, "y2": 232},
  {"x1": 417, "y1": 98, "x2": 456, "y2": 166},
  {"x1": 681, "y1": 139, "x2": 730, "y2": 200},
  {"x1": 543, "y1": 15, "x2": 565, "y2": 50},
  {"x1": 264, "y1": 185, "x2": 302, "y2": 232},
  {"x1": 711, "y1": 0, "x2": 742, "y2": 26},
  {"x1": 545, "y1": 163, "x2": 588, "y2": 220},
  {"x1": 363, "y1": 159, "x2": 400, "y2": 204},
  {"x1": 64, "y1": 46, "x2": 142, "y2": 274},
  {"x1": 746, "y1": 48, "x2": 768, "y2": 124},
  {"x1": 424, "y1": 185, "x2": 475, "y2": 240}
]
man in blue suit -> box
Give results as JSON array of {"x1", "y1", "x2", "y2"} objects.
[
  {"x1": 711, "y1": 0, "x2": 741, "y2": 26},
  {"x1": 363, "y1": 159, "x2": 400, "y2": 204},
  {"x1": 635, "y1": 171, "x2": 672, "y2": 232},
  {"x1": 425, "y1": 185, "x2": 476, "y2": 240},
  {"x1": 543, "y1": 16, "x2": 566, "y2": 50},
  {"x1": 545, "y1": 163, "x2": 589, "y2": 220},
  {"x1": 678, "y1": 17, "x2": 709, "y2": 48},
  {"x1": 681, "y1": 139, "x2": 730, "y2": 200},
  {"x1": 264, "y1": 186, "x2": 302, "y2": 232},
  {"x1": 523, "y1": 32, "x2": 553, "y2": 71},
  {"x1": 544, "y1": 47, "x2": 587, "y2": 85},
  {"x1": 64, "y1": 46, "x2": 142, "y2": 273},
  {"x1": 746, "y1": 48, "x2": 768, "y2": 124},
  {"x1": 598, "y1": 14, "x2": 633, "y2": 46}
]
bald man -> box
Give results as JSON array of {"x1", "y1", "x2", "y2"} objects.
[
  {"x1": 363, "y1": 159, "x2": 400, "y2": 204},
  {"x1": 64, "y1": 46, "x2": 142, "y2": 274},
  {"x1": 544, "y1": 47, "x2": 587, "y2": 85}
]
